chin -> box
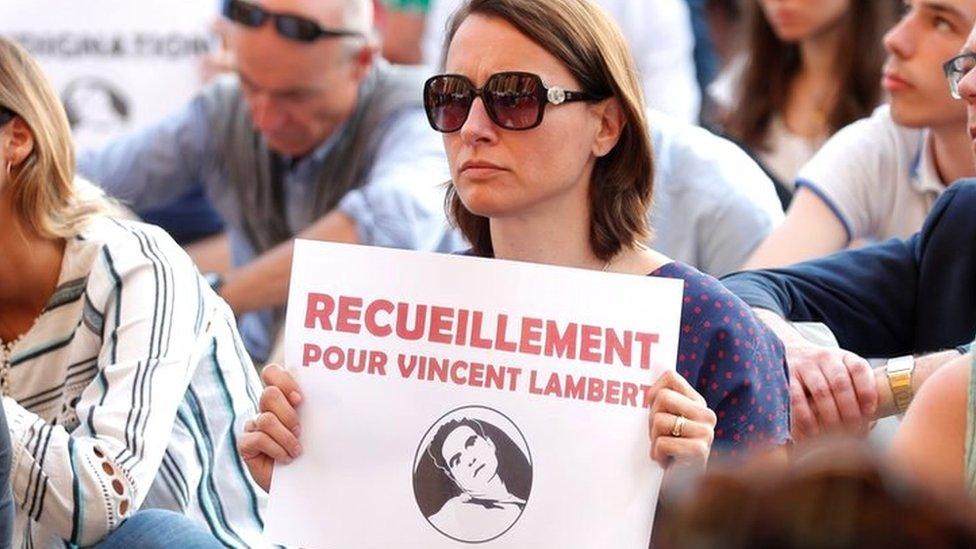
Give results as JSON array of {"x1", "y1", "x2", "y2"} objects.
[
  {"x1": 888, "y1": 101, "x2": 934, "y2": 129},
  {"x1": 455, "y1": 186, "x2": 522, "y2": 219}
]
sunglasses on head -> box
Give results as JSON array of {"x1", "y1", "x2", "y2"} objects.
[
  {"x1": 222, "y1": 0, "x2": 363, "y2": 43},
  {"x1": 423, "y1": 72, "x2": 606, "y2": 133},
  {"x1": 0, "y1": 107, "x2": 14, "y2": 128}
]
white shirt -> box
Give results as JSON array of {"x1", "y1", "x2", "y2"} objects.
[
  {"x1": 648, "y1": 109, "x2": 785, "y2": 276},
  {"x1": 795, "y1": 105, "x2": 945, "y2": 243},
  {"x1": 422, "y1": 0, "x2": 701, "y2": 124},
  {"x1": 0, "y1": 216, "x2": 266, "y2": 548}
]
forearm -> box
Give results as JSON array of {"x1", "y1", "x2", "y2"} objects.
[
  {"x1": 221, "y1": 210, "x2": 359, "y2": 316},
  {"x1": 5, "y1": 399, "x2": 139, "y2": 546},
  {"x1": 874, "y1": 350, "x2": 962, "y2": 418}
]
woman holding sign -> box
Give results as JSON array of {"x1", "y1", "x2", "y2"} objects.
[
  {"x1": 241, "y1": 0, "x2": 790, "y2": 496},
  {"x1": 0, "y1": 39, "x2": 265, "y2": 547}
]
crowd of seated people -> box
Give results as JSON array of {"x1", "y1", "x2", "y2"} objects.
[{"x1": 3, "y1": 0, "x2": 976, "y2": 546}]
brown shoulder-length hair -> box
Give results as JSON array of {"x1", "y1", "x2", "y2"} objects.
[
  {"x1": 724, "y1": 1, "x2": 896, "y2": 150},
  {"x1": 0, "y1": 37, "x2": 113, "y2": 239},
  {"x1": 442, "y1": 0, "x2": 654, "y2": 261}
]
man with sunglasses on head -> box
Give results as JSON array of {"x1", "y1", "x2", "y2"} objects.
[
  {"x1": 721, "y1": 26, "x2": 976, "y2": 443},
  {"x1": 77, "y1": 0, "x2": 463, "y2": 362}
]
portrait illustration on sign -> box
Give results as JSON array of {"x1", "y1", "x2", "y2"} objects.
[{"x1": 413, "y1": 406, "x2": 533, "y2": 543}]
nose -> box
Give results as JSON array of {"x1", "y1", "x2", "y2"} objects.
[
  {"x1": 958, "y1": 64, "x2": 976, "y2": 105},
  {"x1": 458, "y1": 96, "x2": 498, "y2": 146},
  {"x1": 883, "y1": 16, "x2": 914, "y2": 59}
]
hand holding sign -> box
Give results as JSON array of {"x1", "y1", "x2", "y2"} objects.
[
  {"x1": 238, "y1": 364, "x2": 304, "y2": 492},
  {"x1": 647, "y1": 370, "x2": 717, "y2": 472}
]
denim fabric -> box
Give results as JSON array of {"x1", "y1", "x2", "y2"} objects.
[{"x1": 93, "y1": 509, "x2": 223, "y2": 549}]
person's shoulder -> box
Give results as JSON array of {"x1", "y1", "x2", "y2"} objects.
[
  {"x1": 83, "y1": 216, "x2": 195, "y2": 278},
  {"x1": 797, "y1": 105, "x2": 916, "y2": 190},
  {"x1": 914, "y1": 352, "x2": 971, "y2": 411},
  {"x1": 821, "y1": 105, "x2": 917, "y2": 157},
  {"x1": 653, "y1": 261, "x2": 742, "y2": 309},
  {"x1": 935, "y1": 179, "x2": 976, "y2": 210},
  {"x1": 648, "y1": 109, "x2": 778, "y2": 207},
  {"x1": 656, "y1": 262, "x2": 778, "y2": 335}
]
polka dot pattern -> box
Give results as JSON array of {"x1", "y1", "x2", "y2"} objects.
[{"x1": 651, "y1": 262, "x2": 791, "y2": 454}]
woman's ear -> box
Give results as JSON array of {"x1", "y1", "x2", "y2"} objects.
[
  {"x1": 591, "y1": 98, "x2": 625, "y2": 158},
  {"x1": 3, "y1": 117, "x2": 35, "y2": 168}
]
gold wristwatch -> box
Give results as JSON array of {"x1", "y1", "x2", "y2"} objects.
[{"x1": 886, "y1": 355, "x2": 915, "y2": 414}]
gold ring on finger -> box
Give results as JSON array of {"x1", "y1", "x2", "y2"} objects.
[{"x1": 671, "y1": 415, "x2": 687, "y2": 438}]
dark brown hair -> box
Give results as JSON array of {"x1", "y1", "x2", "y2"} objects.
[
  {"x1": 441, "y1": 0, "x2": 653, "y2": 261},
  {"x1": 724, "y1": 1, "x2": 896, "y2": 150},
  {"x1": 658, "y1": 438, "x2": 976, "y2": 549}
]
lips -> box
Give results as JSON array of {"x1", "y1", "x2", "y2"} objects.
[
  {"x1": 969, "y1": 125, "x2": 976, "y2": 141},
  {"x1": 882, "y1": 71, "x2": 912, "y2": 92},
  {"x1": 460, "y1": 160, "x2": 505, "y2": 173}
]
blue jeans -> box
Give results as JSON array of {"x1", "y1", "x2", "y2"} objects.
[{"x1": 93, "y1": 509, "x2": 222, "y2": 548}]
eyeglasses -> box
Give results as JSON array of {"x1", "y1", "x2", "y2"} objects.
[
  {"x1": 423, "y1": 72, "x2": 606, "y2": 133},
  {"x1": 0, "y1": 107, "x2": 14, "y2": 128},
  {"x1": 943, "y1": 52, "x2": 976, "y2": 99},
  {"x1": 222, "y1": 0, "x2": 363, "y2": 43}
]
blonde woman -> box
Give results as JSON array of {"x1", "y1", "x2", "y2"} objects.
[{"x1": 0, "y1": 38, "x2": 265, "y2": 547}]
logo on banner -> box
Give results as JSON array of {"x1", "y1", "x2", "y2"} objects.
[
  {"x1": 62, "y1": 76, "x2": 130, "y2": 140},
  {"x1": 413, "y1": 406, "x2": 533, "y2": 543}
]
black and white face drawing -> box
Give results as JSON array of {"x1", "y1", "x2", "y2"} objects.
[
  {"x1": 413, "y1": 406, "x2": 533, "y2": 543},
  {"x1": 61, "y1": 77, "x2": 130, "y2": 143}
]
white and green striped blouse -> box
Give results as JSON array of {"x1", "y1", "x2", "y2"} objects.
[{"x1": 0, "y1": 216, "x2": 266, "y2": 548}]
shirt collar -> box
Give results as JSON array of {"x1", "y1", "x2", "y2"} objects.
[{"x1": 910, "y1": 130, "x2": 948, "y2": 194}]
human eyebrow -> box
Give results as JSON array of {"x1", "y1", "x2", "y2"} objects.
[
  {"x1": 465, "y1": 435, "x2": 477, "y2": 448},
  {"x1": 920, "y1": 1, "x2": 967, "y2": 23}
]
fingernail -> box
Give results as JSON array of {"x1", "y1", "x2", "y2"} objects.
[
  {"x1": 289, "y1": 391, "x2": 303, "y2": 405},
  {"x1": 292, "y1": 424, "x2": 302, "y2": 437},
  {"x1": 294, "y1": 443, "x2": 303, "y2": 457}
]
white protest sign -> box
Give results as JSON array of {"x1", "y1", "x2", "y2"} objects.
[
  {"x1": 267, "y1": 240, "x2": 684, "y2": 548},
  {"x1": 0, "y1": 0, "x2": 217, "y2": 151}
]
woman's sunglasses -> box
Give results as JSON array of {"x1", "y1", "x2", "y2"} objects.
[
  {"x1": 423, "y1": 72, "x2": 606, "y2": 133},
  {"x1": 222, "y1": 0, "x2": 363, "y2": 43},
  {"x1": 0, "y1": 107, "x2": 14, "y2": 128}
]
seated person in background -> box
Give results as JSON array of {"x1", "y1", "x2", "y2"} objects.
[
  {"x1": 646, "y1": 108, "x2": 783, "y2": 277},
  {"x1": 77, "y1": 0, "x2": 464, "y2": 363},
  {"x1": 722, "y1": 180, "x2": 976, "y2": 440},
  {"x1": 709, "y1": 0, "x2": 894, "y2": 196},
  {"x1": 658, "y1": 438, "x2": 976, "y2": 548},
  {"x1": 240, "y1": 0, "x2": 791, "y2": 495},
  {"x1": 0, "y1": 38, "x2": 264, "y2": 548},
  {"x1": 888, "y1": 24, "x2": 976, "y2": 494},
  {"x1": 378, "y1": 0, "x2": 430, "y2": 64},
  {"x1": 722, "y1": 26, "x2": 976, "y2": 441},
  {"x1": 747, "y1": 0, "x2": 976, "y2": 269},
  {"x1": 423, "y1": 0, "x2": 703, "y2": 124},
  {"x1": 889, "y1": 350, "x2": 975, "y2": 493}
]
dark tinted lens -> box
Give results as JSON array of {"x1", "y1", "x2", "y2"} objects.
[
  {"x1": 424, "y1": 76, "x2": 473, "y2": 133},
  {"x1": 275, "y1": 15, "x2": 320, "y2": 41},
  {"x1": 484, "y1": 73, "x2": 542, "y2": 130},
  {"x1": 225, "y1": 0, "x2": 266, "y2": 26}
]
